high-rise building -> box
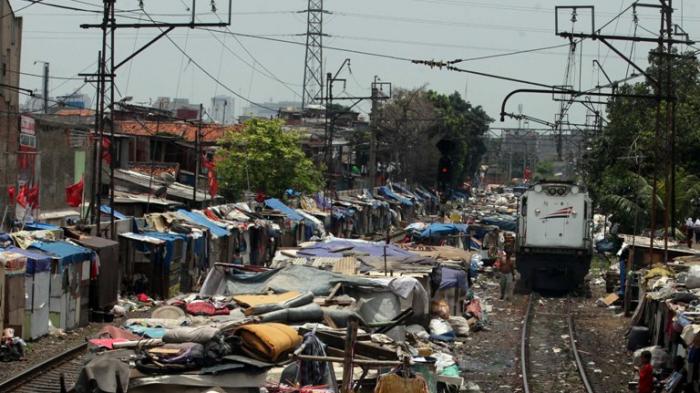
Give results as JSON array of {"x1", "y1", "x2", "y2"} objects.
[{"x1": 210, "y1": 96, "x2": 234, "y2": 125}]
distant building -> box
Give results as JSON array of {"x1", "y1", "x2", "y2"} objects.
[
  {"x1": 152, "y1": 97, "x2": 202, "y2": 120},
  {"x1": 241, "y1": 100, "x2": 301, "y2": 119},
  {"x1": 210, "y1": 96, "x2": 234, "y2": 125},
  {"x1": 58, "y1": 93, "x2": 91, "y2": 109}
]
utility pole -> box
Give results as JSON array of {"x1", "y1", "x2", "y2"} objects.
[
  {"x1": 549, "y1": 3, "x2": 693, "y2": 259},
  {"x1": 42, "y1": 62, "x2": 49, "y2": 113},
  {"x1": 193, "y1": 104, "x2": 202, "y2": 205},
  {"x1": 368, "y1": 76, "x2": 391, "y2": 188},
  {"x1": 80, "y1": 1, "x2": 231, "y2": 236},
  {"x1": 369, "y1": 77, "x2": 379, "y2": 188},
  {"x1": 301, "y1": 0, "x2": 327, "y2": 109},
  {"x1": 322, "y1": 61, "x2": 390, "y2": 190}
]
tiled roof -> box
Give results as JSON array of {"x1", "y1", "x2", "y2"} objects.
[
  {"x1": 116, "y1": 120, "x2": 242, "y2": 143},
  {"x1": 54, "y1": 108, "x2": 95, "y2": 117}
]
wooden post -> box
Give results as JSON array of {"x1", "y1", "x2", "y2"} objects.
[{"x1": 341, "y1": 316, "x2": 359, "y2": 393}]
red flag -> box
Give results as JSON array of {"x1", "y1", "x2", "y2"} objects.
[
  {"x1": 16, "y1": 185, "x2": 28, "y2": 208},
  {"x1": 101, "y1": 137, "x2": 112, "y2": 164},
  {"x1": 66, "y1": 178, "x2": 84, "y2": 207},
  {"x1": 202, "y1": 155, "x2": 218, "y2": 197},
  {"x1": 207, "y1": 169, "x2": 218, "y2": 197},
  {"x1": 7, "y1": 186, "x2": 15, "y2": 202},
  {"x1": 28, "y1": 185, "x2": 39, "y2": 208}
]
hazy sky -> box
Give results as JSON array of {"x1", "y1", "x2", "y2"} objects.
[{"x1": 12, "y1": 0, "x2": 700, "y2": 128}]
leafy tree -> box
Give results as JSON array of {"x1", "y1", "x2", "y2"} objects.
[
  {"x1": 375, "y1": 87, "x2": 440, "y2": 185},
  {"x1": 583, "y1": 51, "x2": 700, "y2": 233},
  {"x1": 534, "y1": 161, "x2": 554, "y2": 180},
  {"x1": 216, "y1": 119, "x2": 323, "y2": 200},
  {"x1": 426, "y1": 91, "x2": 493, "y2": 186},
  {"x1": 373, "y1": 89, "x2": 492, "y2": 187}
]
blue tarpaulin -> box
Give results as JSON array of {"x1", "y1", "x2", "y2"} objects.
[
  {"x1": 23, "y1": 222, "x2": 62, "y2": 231},
  {"x1": 29, "y1": 241, "x2": 94, "y2": 266},
  {"x1": 101, "y1": 205, "x2": 128, "y2": 220},
  {"x1": 480, "y1": 215, "x2": 517, "y2": 232},
  {"x1": 141, "y1": 231, "x2": 189, "y2": 268},
  {"x1": 177, "y1": 209, "x2": 229, "y2": 238},
  {"x1": 438, "y1": 267, "x2": 468, "y2": 291},
  {"x1": 298, "y1": 239, "x2": 417, "y2": 258},
  {"x1": 1, "y1": 247, "x2": 52, "y2": 274},
  {"x1": 392, "y1": 184, "x2": 421, "y2": 202},
  {"x1": 264, "y1": 198, "x2": 305, "y2": 222},
  {"x1": 377, "y1": 186, "x2": 413, "y2": 206},
  {"x1": 419, "y1": 223, "x2": 468, "y2": 238}
]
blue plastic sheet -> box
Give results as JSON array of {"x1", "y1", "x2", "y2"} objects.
[
  {"x1": 264, "y1": 198, "x2": 305, "y2": 222},
  {"x1": 23, "y1": 222, "x2": 62, "y2": 231},
  {"x1": 1, "y1": 247, "x2": 52, "y2": 274},
  {"x1": 298, "y1": 239, "x2": 417, "y2": 258},
  {"x1": 100, "y1": 205, "x2": 128, "y2": 220},
  {"x1": 30, "y1": 241, "x2": 94, "y2": 266},
  {"x1": 419, "y1": 223, "x2": 468, "y2": 238},
  {"x1": 377, "y1": 187, "x2": 413, "y2": 206},
  {"x1": 177, "y1": 209, "x2": 229, "y2": 238},
  {"x1": 141, "y1": 231, "x2": 189, "y2": 268},
  {"x1": 480, "y1": 215, "x2": 517, "y2": 232},
  {"x1": 438, "y1": 267, "x2": 468, "y2": 292}
]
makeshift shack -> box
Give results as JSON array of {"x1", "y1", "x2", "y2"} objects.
[
  {"x1": 177, "y1": 209, "x2": 234, "y2": 265},
  {"x1": 72, "y1": 236, "x2": 120, "y2": 320},
  {"x1": 0, "y1": 250, "x2": 27, "y2": 335},
  {"x1": 8, "y1": 247, "x2": 52, "y2": 340},
  {"x1": 120, "y1": 232, "x2": 188, "y2": 299},
  {"x1": 29, "y1": 241, "x2": 94, "y2": 330}
]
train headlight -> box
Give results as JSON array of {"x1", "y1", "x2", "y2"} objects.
[
  {"x1": 571, "y1": 186, "x2": 579, "y2": 194},
  {"x1": 534, "y1": 185, "x2": 542, "y2": 192},
  {"x1": 557, "y1": 187, "x2": 566, "y2": 195}
]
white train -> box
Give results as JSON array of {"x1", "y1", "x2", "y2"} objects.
[{"x1": 516, "y1": 181, "x2": 593, "y2": 291}]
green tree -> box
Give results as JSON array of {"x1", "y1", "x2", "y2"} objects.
[
  {"x1": 534, "y1": 161, "x2": 554, "y2": 180},
  {"x1": 427, "y1": 91, "x2": 493, "y2": 186},
  {"x1": 583, "y1": 51, "x2": 700, "y2": 232},
  {"x1": 216, "y1": 119, "x2": 323, "y2": 200}
]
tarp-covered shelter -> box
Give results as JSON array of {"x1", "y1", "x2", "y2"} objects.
[
  {"x1": 1, "y1": 247, "x2": 52, "y2": 340},
  {"x1": 29, "y1": 241, "x2": 95, "y2": 330},
  {"x1": 119, "y1": 232, "x2": 188, "y2": 299}
]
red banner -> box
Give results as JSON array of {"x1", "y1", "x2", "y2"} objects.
[{"x1": 66, "y1": 178, "x2": 84, "y2": 207}]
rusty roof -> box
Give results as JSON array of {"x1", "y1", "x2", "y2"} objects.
[{"x1": 115, "y1": 120, "x2": 242, "y2": 143}]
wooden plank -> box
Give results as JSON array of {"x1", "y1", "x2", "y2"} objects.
[
  {"x1": 307, "y1": 329, "x2": 398, "y2": 360},
  {"x1": 333, "y1": 257, "x2": 357, "y2": 276}
]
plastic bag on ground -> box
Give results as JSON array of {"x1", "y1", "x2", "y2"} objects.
[{"x1": 448, "y1": 316, "x2": 470, "y2": 337}]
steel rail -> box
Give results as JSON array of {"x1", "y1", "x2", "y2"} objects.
[
  {"x1": 568, "y1": 314, "x2": 596, "y2": 393},
  {"x1": 0, "y1": 342, "x2": 88, "y2": 392},
  {"x1": 520, "y1": 294, "x2": 533, "y2": 393},
  {"x1": 521, "y1": 294, "x2": 595, "y2": 393}
]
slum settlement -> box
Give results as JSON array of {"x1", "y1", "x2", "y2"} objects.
[{"x1": 0, "y1": 184, "x2": 519, "y2": 393}]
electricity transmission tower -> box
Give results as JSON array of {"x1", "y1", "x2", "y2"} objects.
[{"x1": 301, "y1": 0, "x2": 326, "y2": 108}]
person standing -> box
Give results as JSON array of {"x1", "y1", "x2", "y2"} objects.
[
  {"x1": 686, "y1": 218, "x2": 695, "y2": 248},
  {"x1": 638, "y1": 350, "x2": 654, "y2": 393},
  {"x1": 495, "y1": 250, "x2": 514, "y2": 301}
]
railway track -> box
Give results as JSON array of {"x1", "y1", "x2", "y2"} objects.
[
  {"x1": 0, "y1": 342, "x2": 88, "y2": 393},
  {"x1": 521, "y1": 294, "x2": 595, "y2": 393}
]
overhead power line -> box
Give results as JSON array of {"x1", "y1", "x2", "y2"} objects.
[{"x1": 140, "y1": 10, "x2": 278, "y2": 113}]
